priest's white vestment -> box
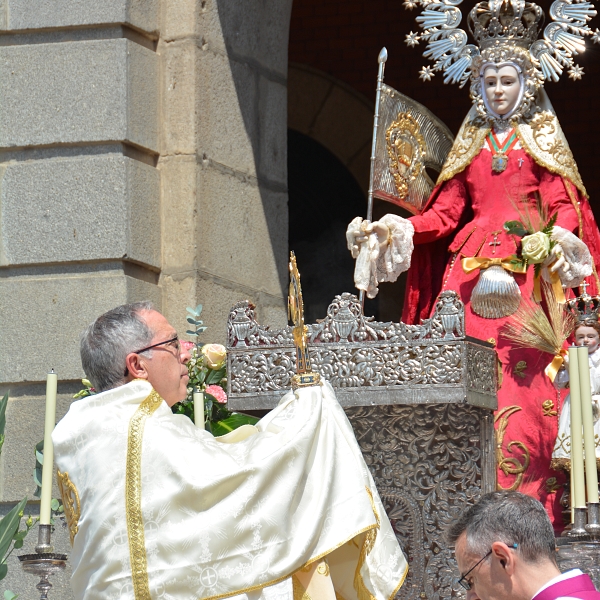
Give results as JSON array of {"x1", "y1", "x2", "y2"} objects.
[{"x1": 52, "y1": 379, "x2": 408, "y2": 600}]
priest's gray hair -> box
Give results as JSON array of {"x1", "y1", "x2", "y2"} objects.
[
  {"x1": 80, "y1": 301, "x2": 155, "y2": 392},
  {"x1": 446, "y1": 491, "x2": 557, "y2": 565}
]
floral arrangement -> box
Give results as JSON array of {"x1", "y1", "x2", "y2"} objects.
[
  {"x1": 503, "y1": 196, "x2": 557, "y2": 277},
  {"x1": 172, "y1": 305, "x2": 258, "y2": 435}
]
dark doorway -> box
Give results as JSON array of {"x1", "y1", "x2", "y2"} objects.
[{"x1": 288, "y1": 129, "x2": 379, "y2": 323}]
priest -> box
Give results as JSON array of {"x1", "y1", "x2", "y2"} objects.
[{"x1": 52, "y1": 302, "x2": 407, "y2": 600}]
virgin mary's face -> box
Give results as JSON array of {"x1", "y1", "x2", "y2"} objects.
[{"x1": 482, "y1": 65, "x2": 522, "y2": 117}]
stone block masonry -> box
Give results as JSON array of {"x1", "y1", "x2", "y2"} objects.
[{"x1": 0, "y1": 1, "x2": 294, "y2": 596}]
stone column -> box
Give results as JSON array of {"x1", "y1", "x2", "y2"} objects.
[
  {"x1": 160, "y1": 0, "x2": 292, "y2": 339},
  {"x1": 0, "y1": 0, "x2": 292, "y2": 596}
]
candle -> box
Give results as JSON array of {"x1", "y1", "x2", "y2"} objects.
[
  {"x1": 577, "y1": 345, "x2": 600, "y2": 503},
  {"x1": 193, "y1": 388, "x2": 204, "y2": 428},
  {"x1": 39, "y1": 370, "x2": 58, "y2": 525},
  {"x1": 568, "y1": 347, "x2": 586, "y2": 508}
]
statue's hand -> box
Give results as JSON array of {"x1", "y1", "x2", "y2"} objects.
[
  {"x1": 346, "y1": 218, "x2": 390, "y2": 258},
  {"x1": 548, "y1": 242, "x2": 571, "y2": 276}
]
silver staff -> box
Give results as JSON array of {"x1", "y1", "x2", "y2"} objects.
[{"x1": 360, "y1": 46, "x2": 388, "y2": 306}]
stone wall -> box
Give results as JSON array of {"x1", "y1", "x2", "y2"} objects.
[{"x1": 0, "y1": 1, "x2": 292, "y2": 596}]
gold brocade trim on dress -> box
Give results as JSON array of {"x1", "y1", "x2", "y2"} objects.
[
  {"x1": 517, "y1": 112, "x2": 587, "y2": 198},
  {"x1": 56, "y1": 469, "x2": 81, "y2": 546},
  {"x1": 436, "y1": 114, "x2": 489, "y2": 186},
  {"x1": 126, "y1": 389, "x2": 163, "y2": 600}
]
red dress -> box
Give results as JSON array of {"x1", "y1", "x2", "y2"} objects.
[{"x1": 402, "y1": 145, "x2": 600, "y2": 529}]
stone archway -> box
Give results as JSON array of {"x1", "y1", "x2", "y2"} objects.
[
  {"x1": 288, "y1": 63, "x2": 373, "y2": 195},
  {"x1": 287, "y1": 63, "x2": 409, "y2": 321}
]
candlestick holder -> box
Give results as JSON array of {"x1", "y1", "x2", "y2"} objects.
[
  {"x1": 586, "y1": 503, "x2": 600, "y2": 539},
  {"x1": 18, "y1": 524, "x2": 67, "y2": 600}
]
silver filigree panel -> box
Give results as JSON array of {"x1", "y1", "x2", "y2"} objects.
[
  {"x1": 347, "y1": 404, "x2": 496, "y2": 600},
  {"x1": 226, "y1": 291, "x2": 496, "y2": 411}
]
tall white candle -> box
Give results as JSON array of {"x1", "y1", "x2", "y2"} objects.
[
  {"x1": 577, "y1": 345, "x2": 600, "y2": 503},
  {"x1": 40, "y1": 370, "x2": 58, "y2": 525},
  {"x1": 193, "y1": 388, "x2": 204, "y2": 428},
  {"x1": 568, "y1": 347, "x2": 586, "y2": 509}
]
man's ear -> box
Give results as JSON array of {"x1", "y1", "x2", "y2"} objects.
[
  {"x1": 125, "y1": 353, "x2": 150, "y2": 380},
  {"x1": 491, "y1": 541, "x2": 516, "y2": 575}
]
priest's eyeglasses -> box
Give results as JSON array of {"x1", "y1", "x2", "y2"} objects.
[
  {"x1": 124, "y1": 336, "x2": 181, "y2": 376},
  {"x1": 457, "y1": 543, "x2": 518, "y2": 590},
  {"x1": 133, "y1": 335, "x2": 181, "y2": 355}
]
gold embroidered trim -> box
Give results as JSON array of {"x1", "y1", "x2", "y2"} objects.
[
  {"x1": 56, "y1": 469, "x2": 81, "y2": 546},
  {"x1": 199, "y1": 522, "x2": 380, "y2": 600},
  {"x1": 495, "y1": 406, "x2": 530, "y2": 491},
  {"x1": 353, "y1": 488, "x2": 380, "y2": 600},
  {"x1": 200, "y1": 486, "x2": 408, "y2": 600},
  {"x1": 542, "y1": 399, "x2": 557, "y2": 417},
  {"x1": 549, "y1": 457, "x2": 600, "y2": 473},
  {"x1": 517, "y1": 113, "x2": 587, "y2": 198},
  {"x1": 436, "y1": 114, "x2": 489, "y2": 186},
  {"x1": 126, "y1": 389, "x2": 163, "y2": 600},
  {"x1": 292, "y1": 574, "x2": 312, "y2": 600}
]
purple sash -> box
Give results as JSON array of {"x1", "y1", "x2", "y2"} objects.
[{"x1": 533, "y1": 574, "x2": 600, "y2": 600}]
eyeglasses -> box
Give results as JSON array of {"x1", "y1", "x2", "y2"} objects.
[
  {"x1": 457, "y1": 550, "x2": 492, "y2": 590},
  {"x1": 457, "y1": 543, "x2": 518, "y2": 591},
  {"x1": 133, "y1": 335, "x2": 180, "y2": 355},
  {"x1": 123, "y1": 336, "x2": 181, "y2": 376}
]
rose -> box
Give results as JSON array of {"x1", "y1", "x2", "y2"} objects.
[
  {"x1": 205, "y1": 384, "x2": 227, "y2": 404},
  {"x1": 201, "y1": 344, "x2": 226, "y2": 369},
  {"x1": 521, "y1": 231, "x2": 550, "y2": 264}
]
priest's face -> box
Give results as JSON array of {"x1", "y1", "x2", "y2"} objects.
[
  {"x1": 482, "y1": 65, "x2": 522, "y2": 117},
  {"x1": 575, "y1": 325, "x2": 600, "y2": 355},
  {"x1": 134, "y1": 310, "x2": 191, "y2": 406}
]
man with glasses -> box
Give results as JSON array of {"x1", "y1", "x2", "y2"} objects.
[
  {"x1": 51, "y1": 302, "x2": 407, "y2": 600},
  {"x1": 448, "y1": 491, "x2": 600, "y2": 600}
]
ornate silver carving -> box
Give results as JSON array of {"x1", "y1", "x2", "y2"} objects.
[
  {"x1": 227, "y1": 291, "x2": 496, "y2": 410},
  {"x1": 347, "y1": 403, "x2": 495, "y2": 600},
  {"x1": 227, "y1": 290, "x2": 497, "y2": 599}
]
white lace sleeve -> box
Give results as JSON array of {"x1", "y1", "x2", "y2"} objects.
[
  {"x1": 542, "y1": 225, "x2": 593, "y2": 288},
  {"x1": 376, "y1": 214, "x2": 415, "y2": 283},
  {"x1": 346, "y1": 215, "x2": 414, "y2": 299}
]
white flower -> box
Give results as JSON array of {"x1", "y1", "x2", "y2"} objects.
[
  {"x1": 522, "y1": 231, "x2": 551, "y2": 264},
  {"x1": 419, "y1": 66, "x2": 435, "y2": 81},
  {"x1": 568, "y1": 65, "x2": 584, "y2": 80},
  {"x1": 591, "y1": 28, "x2": 600, "y2": 44},
  {"x1": 405, "y1": 32, "x2": 420, "y2": 47},
  {"x1": 403, "y1": 0, "x2": 418, "y2": 9}
]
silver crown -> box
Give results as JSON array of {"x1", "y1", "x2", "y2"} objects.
[
  {"x1": 566, "y1": 288, "x2": 600, "y2": 323},
  {"x1": 468, "y1": 1, "x2": 544, "y2": 49},
  {"x1": 405, "y1": 0, "x2": 599, "y2": 87}
]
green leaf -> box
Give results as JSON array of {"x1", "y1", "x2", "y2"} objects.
[
  {"x1": 50, "y1": 498, "x2": 59, "y2": 511},
  {"x1": 13, "y1": 539, "x2": 23, "y2": 550},
  {"x1": 186, "y1": 330, "x2": 198, "y2": 336},
  {"x1": 205, "y1": 368, "x2": 226, "y2": 385},
  {"x1": 0, "y1": 498, "x2": 27, "y2": 562},
  {"x1": 503, "y1": 220, "x2": 529, "y2": 237},
  {"x1": 542, "y1": 212, "x2": 558, "y2": 235},
  {"x1": 211, "y1": 413, "x2": 259, "y2": 436},
  {"x1": 4, "y1": 590, "x2": 17, "y2": 600},
  {"x1": 0, "y1": 564, "x2": 8, "y2": 582},
  {"x1": 186, "y1": 317, "x2": 200, "y2": 325}
]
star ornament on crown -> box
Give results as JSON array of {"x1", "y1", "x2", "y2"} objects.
[
  {"x1": 565, "y1": 285, "x2": 600, "y2": 323},
  {"x1": 405, "y1": 0, "x2": 599, "y2": 92}
]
